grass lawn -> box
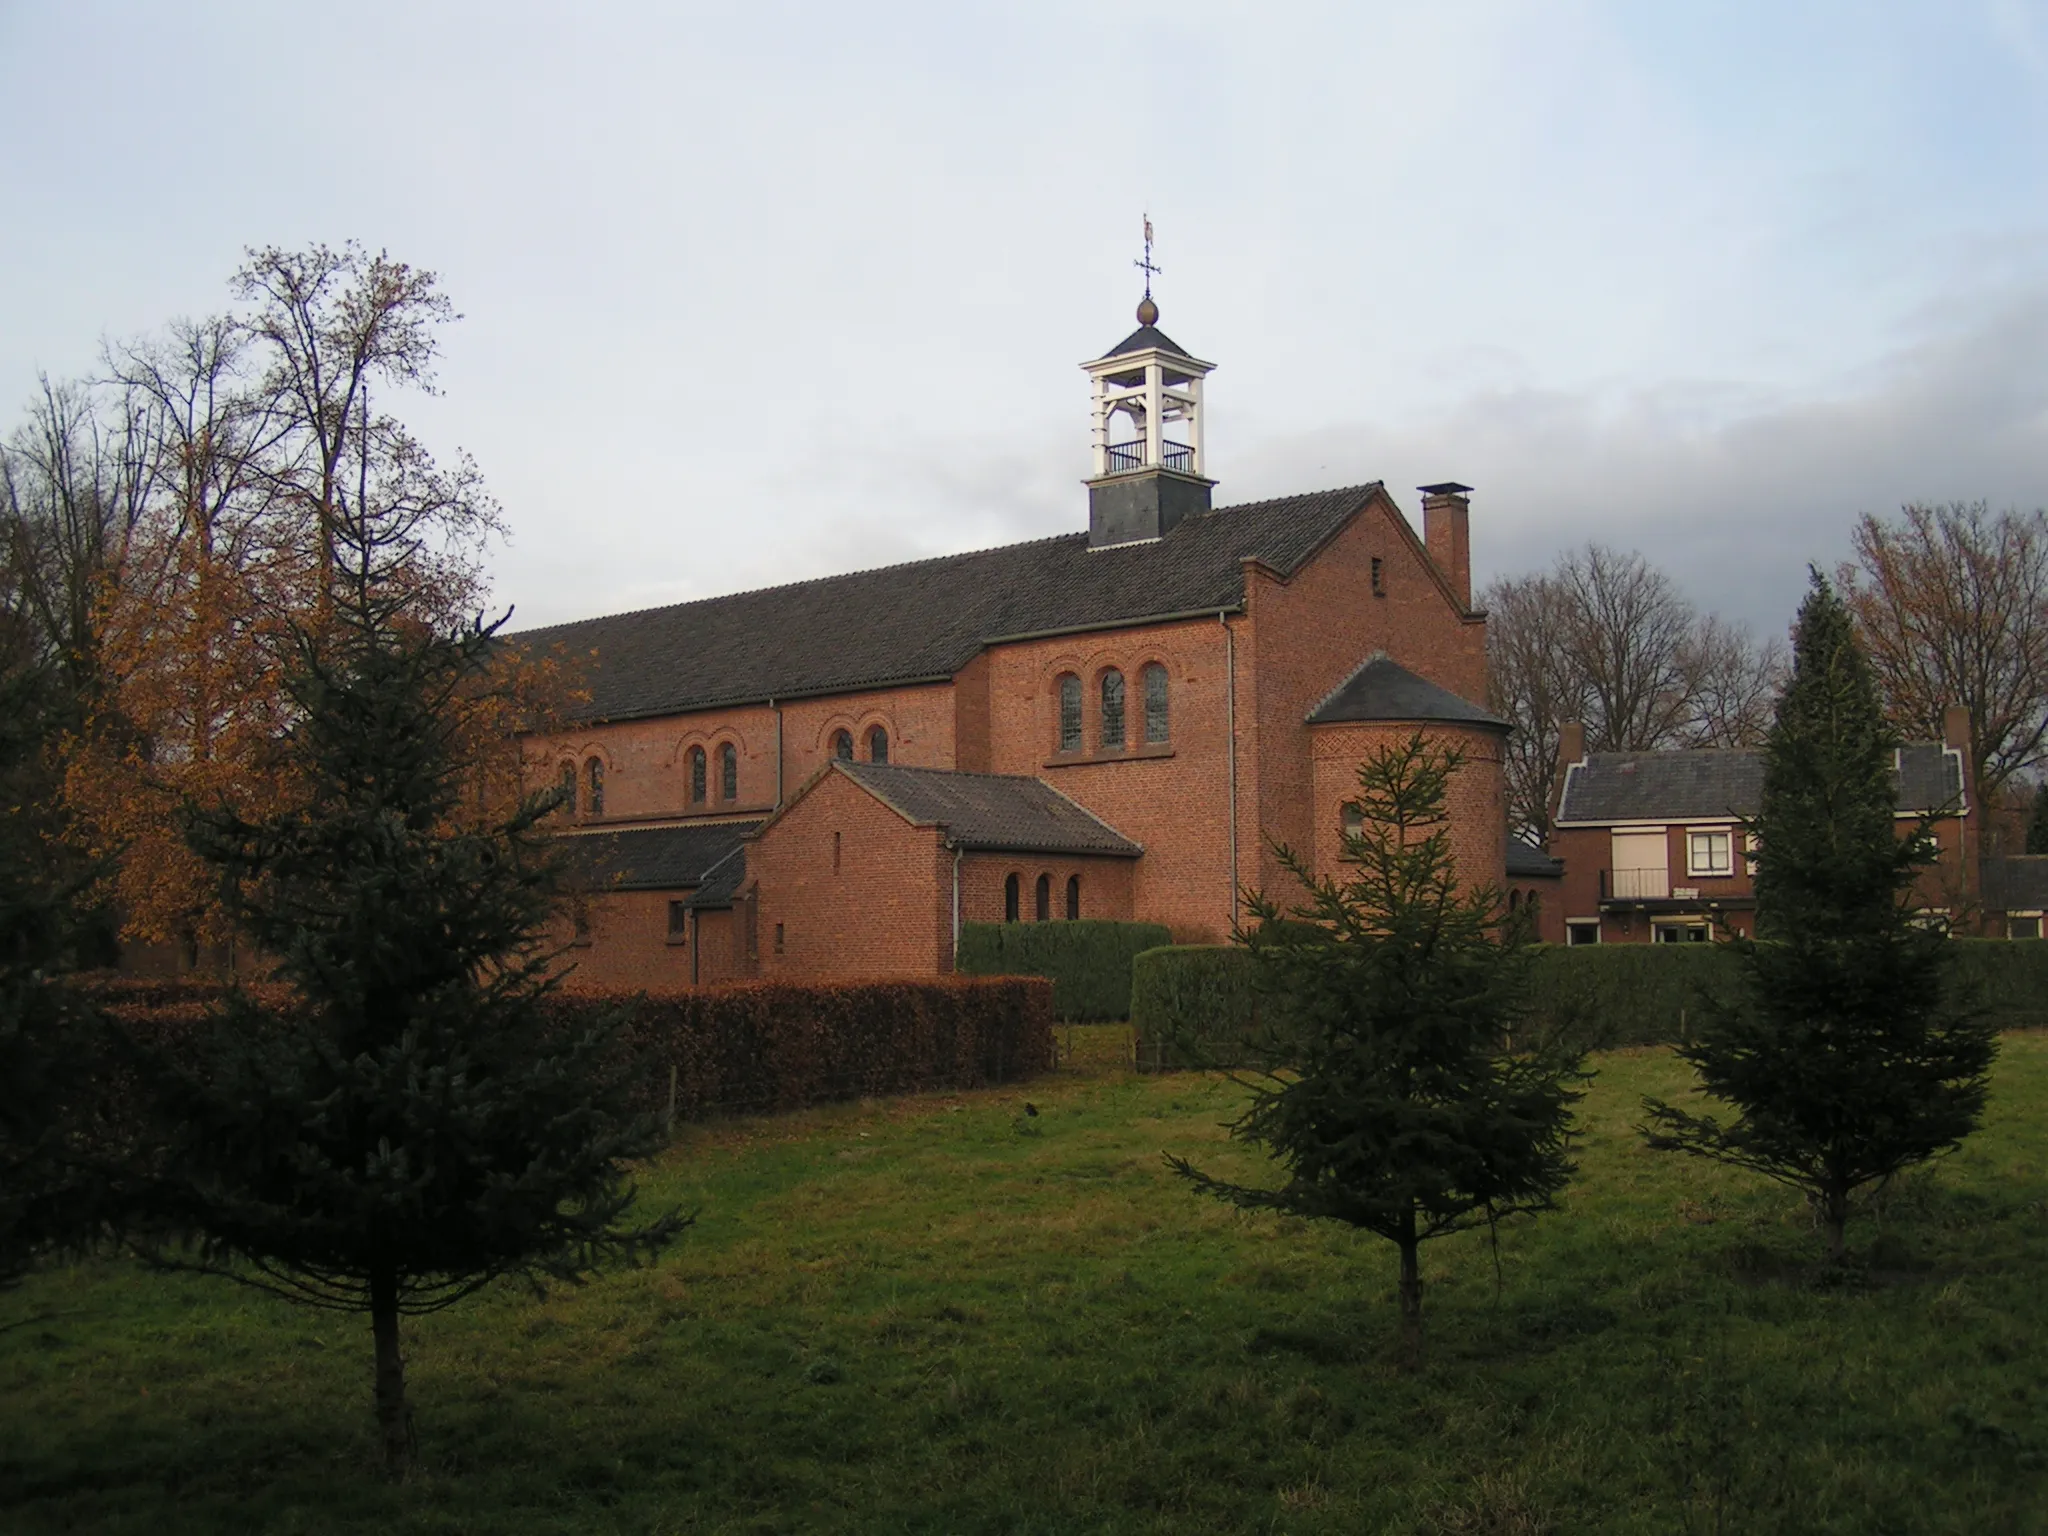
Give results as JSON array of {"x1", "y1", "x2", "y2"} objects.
[{"x1": 3, "y1": 1035, "x2": 2046, "y2": 1534}]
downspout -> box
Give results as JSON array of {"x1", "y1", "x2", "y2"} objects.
[
  {"x1": 951, "y1": 843, "x2": 962, "y2": 972},
  {"x1": 690, "y1": 907, "x2": 700, "y2": 987},
  {"x1": 1221, "y1": 609, "x2": 1238, "y2": 928},
  {"x1": 771, "y1": 698, "x2": 783, "y2": 807}
]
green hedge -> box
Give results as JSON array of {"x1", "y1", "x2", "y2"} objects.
[
  {"x1": 1128, "y1": 939, "x2": 2048, "y2": 1069},
  {"x1": 955, "y1": 920, "x2": 1173, "y2": 1021}
]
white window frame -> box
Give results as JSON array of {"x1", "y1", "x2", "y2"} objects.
[
  {"x1": 1565, "y1": 919, "x2": 1601, "y2": 946},
  {"x1": 1652, "y1": 919, "x2": 1712, "y2": 944},
  {"x1": 2009, "y1": 910, "x2": 2043, "y2": 941},
  {"x1": 1686, "y1": 828, "x2": 1734, "y2": 878}
]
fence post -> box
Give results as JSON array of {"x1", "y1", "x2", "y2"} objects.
[{"x1": 666, "y1": 1063, "x2": 679, "y2": 1132}]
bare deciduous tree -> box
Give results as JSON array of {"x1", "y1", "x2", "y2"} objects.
[
  {"x1": 1554, "y1": 544, "x2": 1698, "y2": 753},
  {"x1": 1485, "y1": 571, "x2": 1584, "y2": 841},
  {"x1": 1839, "y1": 501, "x2": 2048, "y2": 806},
  {"x1": 1679, "y1": 614, "x2": 1786, "y2": 750}
]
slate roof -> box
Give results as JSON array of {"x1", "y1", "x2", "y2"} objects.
[
  {"x1": 1507, "y1": 837, "x2": 1564, "y2": 879},
  {"x1": 1556, "y1": 744, "x2": 1965, "y2": 824},
  {"x1": 683, "y1": 846, "x2": 747, "y2": 910},
  {"x1": 1100, "y1": 323, "x2": 1198, "y2": 361},
  {"x1": 1307, "y1": 652, "x2": 1505, "y2": 729},
  {"x1": 560, "y1": 820, "x2": 761, "y2": 892},
  {"x1": 514, "y1": 486, "x2": 1378, "y2": 724},
  {"x1": 838, "y1": 762, "x2": 1141, "y2": 857},
  {"x1": 1984, "y1": 855, "x2": 2048, "y2": 913}
]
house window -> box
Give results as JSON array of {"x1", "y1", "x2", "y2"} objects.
[
  {"x1": 867, "y1": 726, "x2": 888, "y2": 764},
  {"x1": 2010, "y1": 914, "x2": 2042, "y2": 940},
  {"x1": 831, "y1": 729, "x2": 854, "y2": 761},
  {"x1": 1004, "y1": 873, "x2": 1020, "y2": 922},
  {"x1": 1035, "y1": 873, "x2": 1051, "y2": 921},
  {"x1": 1057, "y1": 674, "x2": 1083, "y2": 753},
  {"x1": 1654, "y1": 921, "x2": 1710, "y2": 944},
  {"x1": 1566, "y1": 919, "x2": 1600, "y2": 946},
  {"x1": 557, "y1": 761, "x2": 576, "y2": 817},
  {"x1": 1066, "y1": 875, "x2": 1080, "y2": 921},
  {"x1": 1371, "y1": 556, "x2": 1385, "y2": 596},
  {"x1": 1142, "y1": 662, "x2": 1169, "y2": 744},
  {"x1": 667, "y1": 901, "x2": 688, "y2": 943},
  {"x1": 585, "y1": 758, "x2": 605, "y2": 818},
  {"x1": 1687, "y1": 830, "x2": 1733, "y2": 877},
  {"x1": 773, "y1": 921, "x2": 785, "y2": 956},
  {"x1": 720, "y1": 742, "x2": 738, "y2": 800},
  {"x1": 689, "y1": 747, "x2": 707, "y2": 804},
  {"x1": 1099, "y1": 670, "x2": 1126, "y2": 749}
]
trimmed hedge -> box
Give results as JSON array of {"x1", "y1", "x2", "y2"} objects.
[
  {"x1": 955, "y1": 920, "x2": 1173, "y2": 1021},
  {"x1": 1129, "y1": 939, "x2": 2048, "y2": 1068},
  {"x1": 68, "y1": 973, "x2": 1055, "y2": 1125}
]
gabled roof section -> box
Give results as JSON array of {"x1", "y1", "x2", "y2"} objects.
[
  {"x1": 515, "y1": 485, "x2": 1379, "y2": 724},
  {"x1": 683, "y1": 845, "x2": 747, "y2": 909},
  {"x1": 1984, "y1": 855, "x2": 2048, "y2": 912},
  {"x1": 1556, "y1": 743, "x2": 1964, "y2": 825},
  {"x1": 560, "y1": 820, "x2": 761, "y2": 892},
  {"x1": 1507, "y1": 836, "x2": 1563, "y2": 879},
  {"x1": 1099, "y1": 323, "x2": 1196, "y2": 361},
  {"x1": 837, "y1": 762, "x2": 1140, "y2": 857},
  {"x1": 1306, "y1": 652, "x2": 1506, "y2": 729}
]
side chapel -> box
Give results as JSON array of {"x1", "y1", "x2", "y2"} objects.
[{"x1": 520, "y1": 290, "x2": 1508, "y2": 987}]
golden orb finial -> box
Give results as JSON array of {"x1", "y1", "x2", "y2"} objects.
[{"x1": 1136, "y1": 295, "x2": 1159, "y2": 326}]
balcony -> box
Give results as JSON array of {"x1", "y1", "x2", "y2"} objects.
[
  {"x1": 1104, "y1": 440, "x2": 1195, "y2": 474},
  {"x1": 1607, "y1": 866, "x2": 1670, "y2": 901}
]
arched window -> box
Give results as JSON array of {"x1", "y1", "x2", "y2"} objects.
[
  {"x1": 1142, "y1": 662, "x2": 1169, "y2": 744},
  {"x1": 1509, "y1": 889, "x2": 1521, "y2": 912},
  {"x1": 689, "y1": 746, "x2": 707, "y2": 804},
  {"x1": 719, "y1": 742, "x2": 738, "y2": 800},
  {"x1": 1034, "y1": 873, "x2": 1051, "y2": 921},
  {"x1": 867, "y1": 725, "x2": 888, "y2": 764},
  {"x1": 1341, "y1": 803, "x2": 1364, "y2": 839},
  {"x1": 557, "y1": 761, "x2": 576, "y2": 817},
  {"x1": 831, "y1": 729, "x2": 854, "y2": 761},
  {"x1": 1065, "y1": 875, "x2": 1080, "y2": 921},
  {"x1": 585, "y1": 757, "x2": 605, "y2": 817},
  {"x1": 1099, "y1": 669, "x2": 1126, "y2": 749},
  {"x1": 1056, "y1": 674, "x2": 1083, "y2": 753},
  {"x1": 1004, "y1": 873, "x2": 1020, "y2": 923}
]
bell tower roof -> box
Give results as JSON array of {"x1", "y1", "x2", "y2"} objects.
[{"x1": 1098, "y1": 320, "x2": 1196, "y2": 362}]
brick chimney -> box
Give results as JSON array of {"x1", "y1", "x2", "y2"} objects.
[
  {"x1": 1551, "y1": 720, "x2": 1587, "y2": 831},
  {"x1": 1420, "y1": 482, "x2": 1473, "y2": 609}
]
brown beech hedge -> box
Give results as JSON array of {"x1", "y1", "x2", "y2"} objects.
[{"x1": 71, "y1": 973, "x2": 1054, "y2": 1127}]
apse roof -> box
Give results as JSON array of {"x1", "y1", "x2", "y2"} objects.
[
  {"x1": 838, "y1": 762, "x2": 1141, "y2": 857},
  {"x1": 1306, "y1": 652, "x2": 1504, "y2": 729},
  {"x1": 514, "y1": 484, "x2": 1381, "y2": 724}
]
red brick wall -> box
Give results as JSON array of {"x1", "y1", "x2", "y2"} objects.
[
  {"x1": 1307, "y1": 722, "x2": 1508, "y2": 897},
  {"x1": 747, "y1": 769, "x2": 950, "y2": 980},
  {"x1": 956, "y1": 853, "x2": 1136, "y2": 928},
  {"x1": 552, "y1": 890, "x2": 693, "y2": 992}
]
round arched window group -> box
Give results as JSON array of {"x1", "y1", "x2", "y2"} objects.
[
  {"x1": 557, "y1": 756, "x2": 606, "y2": 819},
  {"x1": 1004, "y1": 871, "x2": 1083, "y2": 923},
  {"x1": 685, "y1": 741, "x2": 742, "y2": 805},
  {"x1": 1055, "y1": 662, "x2": 1169, "y2": 754},
  {"x1": 829, "y1": 725, "x2": 889, "y2": 765}
]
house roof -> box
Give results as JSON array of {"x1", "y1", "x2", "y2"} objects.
[
  {"x1": 1507, "y1": 836, "x2": 1563, "y2": 879},
  {"x1": 1556, "y1": 744, "x2": 1964, "y2": 824},
  {"x1": 1984, "y1": 855, "x2": 2048, "y2": 913},
  {"x1": 512, "y1": 485, "x2": 1378, "y2": 724},
  {"x1": 1099, "y1": 323, "x2": 1197, "y2": 361},
  {"x1": 1306, "y1": 652, "x2": 1505, "y2": 729},
  {"x1": 838, "y1": 762, "x2": 1141, "y2": 857},
  {"x1": 560, "y1": 820, "x2": 762, "y2": 893},
  {"x1": 683, "y1": 845, "x2": 748, "y2": 909}
]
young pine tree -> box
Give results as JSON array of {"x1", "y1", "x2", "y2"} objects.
[
  {"x1": 156, "y1": 557, "x2": 683, "y2": 1478},
  {"x1": 1642, "y1": 571, "x2": 1998, "y2": 1261},
  {"x1": 1170, "y1": 732, "x2": 1586, "y2": 1360}
]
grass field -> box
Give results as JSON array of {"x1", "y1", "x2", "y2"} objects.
[{"x1": 3, "y1": 1033, "x2": 2046, "y2": 1534}]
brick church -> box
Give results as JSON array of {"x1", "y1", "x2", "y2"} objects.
[{"x1": 519, "y1": 293, "x2": 1508, "y2": 988}]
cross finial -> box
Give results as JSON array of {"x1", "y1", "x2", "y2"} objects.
[{"x1": 1133, "y1": 215, "x2": 1161, "y2": 298}]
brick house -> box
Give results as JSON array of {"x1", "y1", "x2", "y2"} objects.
[
  {"x1": 1545, "y1": 711, "x2": 1977, "y2": 944},
  {"x1": 518, "y1": 298, "x2": 1508, "y2": 986}
]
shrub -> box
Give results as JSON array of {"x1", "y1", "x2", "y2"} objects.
[
  {"x1": 955, "y1": 920, "x2": 1171, "y2": 1022},
  {"x1": 1130, "y1": 945, "x2": 1260, "y2": 1071},
  {"x1": 1947, "y1": 939, "x2": 2048, "y2": 1031},
  {"x1": 1524, "y1": 945, "x2": 1743, "y2": 1049}
]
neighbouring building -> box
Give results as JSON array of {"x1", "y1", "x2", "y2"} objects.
[{"x1": 517, "y1": 291, "x2": 1512, "y2": 986}]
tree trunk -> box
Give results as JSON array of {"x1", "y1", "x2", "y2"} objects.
[
  {"x1": 1822, "y1": 1185, "x2": 1848, "y2": 1265},
  {"x1": 370, "y1": 1264, "x2": 411, "y2": 1479},
  {"x1": 1396, "y1": 1208, "x2": 1424, "y2": 1368}
]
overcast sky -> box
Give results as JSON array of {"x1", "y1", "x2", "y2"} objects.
[{"x1": 5, "y1": 1, "x2": 2047, "y2": 640}]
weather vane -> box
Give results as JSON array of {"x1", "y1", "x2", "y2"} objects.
[{"x1": 1134, "y1": 215, "x2": 1161, "y2": 300}]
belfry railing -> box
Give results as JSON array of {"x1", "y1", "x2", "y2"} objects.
[{"x1": 1104, "y1": 442, "x2": 1195, "y2": 474}]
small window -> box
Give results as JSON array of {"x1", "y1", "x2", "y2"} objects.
[
  {"x1": 1035, "y1": 873, "x2": 1051, "y2": 922},
  {"x1": 831, "y1": 729, "x2": 854, "y2": 761},
  {"x1": 773, "y1": 921, "x2": 785, "y2": 955},
  {"x1": 1687, "y1": 830, "x2": 1733, "y2": 877},
  {"x1": 1057, "y1": 674, "x2": 1083, "y2": 753},
  {"x1": 689, "y1": 747, "x2": 707, "y2": 805},
  {"x1": 1141, "y1": 662, "x2": 1169, "y2": 744},
  {"x1": 1004, "y1": 873, "x2": 1020, "y2": 923},
  {"x1": 2011, "y1": 915, "x2": 2042, "y2": 941},
  {"x1": 1654, "y1": 922, "x2": 1710, "y2": 944},
  {"x1": 667, "y1": 900, "x2": 689, "y2": 942},
  {"x1": 571, "y1": 902, "x2": 592, "y2": 947},
  {"x1": 867, "y1": 726, "x2": 888, "y2": 764},
  {"x1": 1508, "y1": 889, "x2": 1521, "y2": 912},
  {"x1": 557, "y1": 761, "x2": 576, "y2": 816},
  {"x1": 1099, "y1": 670, "x2": 1126, "y2": 750},
  {"x1": 832, "y1": 830, "x2": 842, "y2": 874},
  {"x1": 1566, "y1": 919, "x2": 1600, "y2": 947},
  {"x1": 585, "y1": 757, "x2": 605, "y2": 818},
  {"x1": 720, "y1": 742, "x2": 738, "y2": 800},
  {"x1": 1371, "y1": 556, "x2": 1385, "y2": 596},
  {"x1": 1065, "y1": 875, "x2": 1080, "y2": 921}
]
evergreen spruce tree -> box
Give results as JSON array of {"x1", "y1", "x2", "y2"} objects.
[
  {"x1": 2026, "y1": 780, "x2": 2048, "y2": 855},
  {"x1": 1170, "y1": 732, "x2": 1586, "y2": 1360},
  {"x1": 1642, "y1": 571, "x2": 1999, "y2": 1261},
  {"x1": 157, "y1": 546, "x2": 682, "y2": 1477}
]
